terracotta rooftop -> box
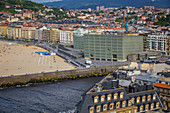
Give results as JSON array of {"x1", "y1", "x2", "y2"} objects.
[{"x1": 154, "y1": 83, "x2": 170, "y2": 89}]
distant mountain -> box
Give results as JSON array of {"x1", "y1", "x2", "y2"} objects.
[{"x1": 43, "y1": 0, "x2": 170, "y2": 9}]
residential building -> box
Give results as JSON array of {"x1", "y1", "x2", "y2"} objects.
[
  {"x1": 60, "y1": 30, "x2": 73, "y2": 43},
  {"x1": 7, "y1": 26, "x2": 14, "y2": 39},
  {"x1": 154, "y1": 77, "x2": 170, "y2": 111},
  {"x1": 22, "y1": 12, "x2": 33, "y2": 19},
  {"x1": 34, "y1": 26, "x2": 50, "y2": 41},
  {"x1": 74, "y1": 34, "x2": 143, "y2": 61},
  {"x1": 50, "y1": 29, "x2": 60, "y2": 42},
  {"x1": 0, "y1": 25, "x2": 8, "y2": 36},
  {"x1": 96, "y1": 6, "x2": 100, "y2": 11},
  {"x1": 7, "y1": 26, "x2": 22, "y2": 39},
  {"x1": 42, "y1": 29, "x2": 50, "y2": 42},
  {"x1": 75, "y1": 75, "x2": 164, "y2": 113},
  {"x1": 146, "y1": 34, "x2": 167, "y2": 53},
  {"x1": 167, "y1": 35, "x2": 170, "y2": 55},
  {"x1": 21, "y1": 26, "x2": 36, "y2": 40}
]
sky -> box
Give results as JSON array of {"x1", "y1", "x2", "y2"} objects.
[{"x1": 31, "y1": 0, "x2": 62, "y2": 3}]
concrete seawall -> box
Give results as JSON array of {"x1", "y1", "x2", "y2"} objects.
[{"x1": 0, "y1": 65, "x2": 126, "y2": 84}]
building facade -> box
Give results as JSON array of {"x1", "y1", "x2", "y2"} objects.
[
  {"x1": 74, "y1": 34, "x2": 143, "y2": 61},
  {"x1": 167, "y1": 35, "x2": 170, "y2": 55},
  {"x1": 0, "y1": 25, "x2": 8, "y2": 36},
  {"x1": 146, "y1": 34, "x2": 167, "y2": 53},
  {"x1": 154, "y1": 77, "x2": 170, "y2": 111},
  {"x1": 76, "y1": 75, "x2": 164, "y2": 113},
  {"x1": 60, "y1": 30, "x2": 73, "y2": 43},
  {"x1": 50, "y1": 29, "x2": 60, "y2": 42},
  {"x1": 21, "y1": 26, "x2": 36, "y2": 40}
]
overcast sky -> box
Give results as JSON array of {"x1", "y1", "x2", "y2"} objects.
[{"x1": 31, "y1": 0, "x2": 62, "y2": 3}]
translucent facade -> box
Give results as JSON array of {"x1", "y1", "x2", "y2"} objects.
[{"x1": 74, "y1": 34, "x2": 143, "y2": 61}]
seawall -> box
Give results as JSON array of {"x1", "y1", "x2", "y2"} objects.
[{"x1": 0, "y1": 64, "x2": 125, "y2": 84}]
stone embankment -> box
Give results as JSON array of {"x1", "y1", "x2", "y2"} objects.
[{"x1": 0, "y1": 64, "x2": 126, "y2": 87}]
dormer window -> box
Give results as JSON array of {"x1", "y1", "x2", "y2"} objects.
[
  {"x1": 107, "y1": 94, "x2": 112, "y2": 101},
  {"x1": 94, "y1": 96, "x2": 98, "y2": 103},
  {"x1": 101, "y1": 95, "x2": 105, "y2": 102}
]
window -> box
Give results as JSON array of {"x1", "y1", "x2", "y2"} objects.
[
  {"x1": 107, "y1": 94, "x2": 112, "y2": 101},
  {"x1": 116, "y1": 102, "x2": 120, "y2": 108},
  {"x1": 134, "y1": 108, "x2": 137, "y2": 113},
  {"x1": 156, "y1": 102, "x2": 159, "y2": 108},
  {"x1": 94, "y1": 96, "x2": 98, "y2": 103},
  {"x1": 136, "y1": 97, "x2": 140, "y2": 103},
  {"x1": 160, "y1": 89, "x2": 163, "y2": 93},
  {"x1": 147, "y1": 95, "x2": 151, "y2": 101},
  {"x1": 122, "y1": 101, "x2": 126, "y2": 107},
  {"x1": 128, "y1": 100, "x2": 131, "y2": 106},
  {"x1": 145, "y1": 104, "x2": 149, "y2": 111},
  {"x1": 109, "y1": 103, "x2": 114, "y2": 110},
  {"x1": 151, "y1": 103, "x2": 154, "y2": 110},
  {"x1": 131, "y1": 98, "x2": 135, "y2": 104},
  {"x1": 153, "y1": 94, "x2": 156, "y2": 100},
  {"x1": 89, "y1": 107, "x2": 94, "y2": 113},
  {"x1": 103, "y1": 104, "x2": 107, "y2": 111},
  {"x1": 140, "y1": 105, "x2": 143, "y2": 112},
  {"x1": 112, "y1": 54, "x2": 117, "y2": 58},
  {"x1": 114, "y1": 93, "x2": 118, "y2": 100},
  {"x1": 96, "y1": 105, "x2": 101, "y2": 112},
  {"x1": 120, "y1": 92, "x2": 124, "y2": 99},
  {"x1": 142, "y1": 96, "x2": 146, "y2": 102},
  {"x1": 101, "y1": 95, "x2": 105, "y2": 102}
]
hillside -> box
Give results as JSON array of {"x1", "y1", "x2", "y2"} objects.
[
  {"x1": 43, "y1": 0, "x2": 170, "y2": 9},
  {"x1": 0, "y1": 0, "x2": 69, "y2": 20},
  {"x1": 0, "y1": 0, "x2": 46, "y2": 13}
]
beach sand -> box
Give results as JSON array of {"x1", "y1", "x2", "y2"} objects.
[{"x1": 0, "y1": 41, "x2": 75, "y2": 77}]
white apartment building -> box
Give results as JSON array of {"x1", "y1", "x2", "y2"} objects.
[
  {"x1": 146, "y1": 34, "x2": 167, "y2": 52},
  {"x1": 60, "y1": 30, "x2": 73, "y2": 43}
]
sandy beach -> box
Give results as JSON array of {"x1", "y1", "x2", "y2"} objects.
[{"x1": 0, "y1": 41, "x2": 75, "y2": 77}]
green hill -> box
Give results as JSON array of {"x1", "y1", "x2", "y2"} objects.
[{"x1": 0, "y1": 0, "x2": 69, "y2": 20}]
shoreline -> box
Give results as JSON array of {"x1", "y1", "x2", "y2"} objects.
[
  {"x1": 0, "y1": 72, "x2": 109, "y2": 89},
  {"x1": 0, "y1": 40, "x2": 75, "y2": 77},
  {"x1": 0, "y1": 64, "x2": 125, "y2": 88}
]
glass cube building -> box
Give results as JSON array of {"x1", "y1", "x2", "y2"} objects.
[{"x1": 74, "y1": 34, "x2": 143, "y2": 61}]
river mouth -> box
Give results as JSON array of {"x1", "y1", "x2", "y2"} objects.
[{"x1": 0, "y1": 77, "x2": 102, "y2": 113}]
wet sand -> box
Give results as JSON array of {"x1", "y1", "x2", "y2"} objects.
[{"x1": 0, "y1": 41, "x2": 75, "y2": 77}]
